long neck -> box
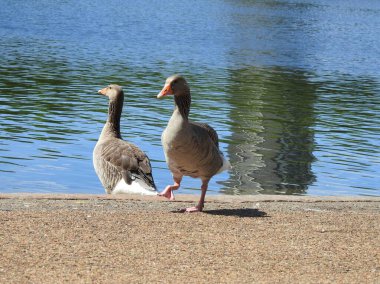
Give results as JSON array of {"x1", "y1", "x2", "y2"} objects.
[
  {"x1": 100, "y1": 94, "x2": 123, "y2": 139},
  {"x1": 173, "y1": 89, "x2": 191, "y2": 120}
]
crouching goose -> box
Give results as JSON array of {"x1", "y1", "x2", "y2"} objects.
[
  {"x1": 157, "y1": 75, "x2": 231, "y2": 212},
  {"x1": 93, "y1": 84, "x2": 157, "y2": 195}
]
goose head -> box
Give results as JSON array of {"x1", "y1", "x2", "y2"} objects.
[
  {"x1": 98, "y1": 84, "x2": 123, "y2": 100},
  {"x1": 157, "y1": 75, "x2": 189, "y2": 99}
]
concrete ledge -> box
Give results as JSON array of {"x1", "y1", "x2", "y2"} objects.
[{"x1": 0, "y1": 193, "x2": 379, "y2": 203}]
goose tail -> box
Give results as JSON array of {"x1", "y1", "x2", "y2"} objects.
[{"x1": 217, "y1": 152, "x2": 232, "y2": 174}]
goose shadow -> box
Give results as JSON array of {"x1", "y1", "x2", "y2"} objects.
[{"x1": 203, "y1": 208, "x2": 268, "y2": 218}]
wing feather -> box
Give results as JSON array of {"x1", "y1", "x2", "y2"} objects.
[
  {"x1": 94, "y1": 139, "x2": 156, "y2": 193},
  {"x1": 190, "y1": 121, "x2": 219, "y2": 148}
]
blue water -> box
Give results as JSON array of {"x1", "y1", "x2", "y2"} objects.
[{"x1": 0, "y1": 0, "x2": 379, "y2": 196}]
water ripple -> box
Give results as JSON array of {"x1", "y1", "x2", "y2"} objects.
[{"x1": 0, "y1": 0, "x2": 379, "y2": 196}]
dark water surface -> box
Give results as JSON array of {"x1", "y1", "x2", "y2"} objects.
[{"x1": 0, "y1": 0, "x2": 379, "y2": 196}]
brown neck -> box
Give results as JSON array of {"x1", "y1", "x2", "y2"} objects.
[
  {"x1": 102, "y1": 93, "x2": 124, "y2": 139},
  {"x1": 174, "y1": 89, "x2": 191, "y2": 119}
]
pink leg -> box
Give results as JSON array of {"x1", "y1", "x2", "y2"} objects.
[
  {"x1": 158, "y1": 176, "x2": 182, "y2": 201},
  {"x1": 182, "y1": 179, "x2": 209, "y2": 213}
]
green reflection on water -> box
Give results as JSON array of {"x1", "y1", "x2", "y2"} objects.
[{"x1": 222, "y1": 66, "x2": 317, "y2": 194}]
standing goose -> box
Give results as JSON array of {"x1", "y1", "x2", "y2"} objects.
[
  {"x1": 157, "y1": 75, "x2": 231, "y2": 212},
  {"x1": 93, "y1": 84, "x2": 157, "y2": 195}
]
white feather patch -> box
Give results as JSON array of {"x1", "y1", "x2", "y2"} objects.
[
  {"x1": 112, "y1": 179, "x2": 157, "y2": 195},
  {"x1": 217, "y1": 154, "x2": 232, "y2": 174}
]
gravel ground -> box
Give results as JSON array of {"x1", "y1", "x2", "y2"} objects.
[{"x1": 0, "y1": 194, "x2": 379, "y2": 283}]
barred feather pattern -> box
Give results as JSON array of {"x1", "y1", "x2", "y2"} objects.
[{"x1": 93, "y1": 138, "x2": 156, "y2": 194}]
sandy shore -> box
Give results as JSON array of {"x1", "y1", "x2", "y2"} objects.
[{"x1": 0, "y1": 193, "x2": 379, "y2": 283}]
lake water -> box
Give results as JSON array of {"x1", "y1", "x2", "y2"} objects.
[{"x1": 0, "y1": 0, "x2": 379, "y2": 196}]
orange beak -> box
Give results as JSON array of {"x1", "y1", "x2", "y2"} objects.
[
  {"x1": 157, "y1": 84, "x2": 172, "y2": 99},
  {"x1": 98, "y1": 87, "x2": 107, "y2": 96}
]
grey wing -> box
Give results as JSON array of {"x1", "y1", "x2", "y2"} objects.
[
  {"x1": 191, "y1": 121, "x2": 219, "y2": 148},
  {"x1": 100, "y1": 140, "x2": 156, "y2": 191},
  {"x1": 126, "y1": 143, "x2": 156, "y2": 190},
  {"x1": 185, "y1": 121, "x2": 223, "y2": 178}
]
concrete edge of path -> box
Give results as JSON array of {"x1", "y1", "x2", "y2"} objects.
[{"x1": 0, "y1": 193, "x2": 379, "y2": 204}]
